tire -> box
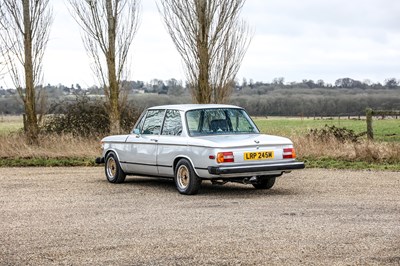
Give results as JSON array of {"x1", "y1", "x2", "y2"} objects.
[
  {"x1": 174, "y1": 159, "x2": 201, "y2": 195},
  {"x1": 252, "y1": 176, "x2": 276, "y2": 189},
  {"x1": 105, "y1": 152, "x2": 126, "y2": 183}
]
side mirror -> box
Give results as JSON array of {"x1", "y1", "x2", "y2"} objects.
[{"x1": 133, "y1": 128, "x2": 140, "y2": 135}]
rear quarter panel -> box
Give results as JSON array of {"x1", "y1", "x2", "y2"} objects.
[{"x1": 157, "y1": 135, "x2": 190, "y2": 177}]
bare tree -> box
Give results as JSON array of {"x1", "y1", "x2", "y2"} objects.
[
  {"x1": 158, "y1": 0, "x2": 251, "y2": 103},
  {"x1": 68, "y1": 0, "x2": 140, "y2": 134},
  {"x1": 0, "y1": 59, "x2": 5, "y2": 79},
  {"x1": 0, "y1": 45, "x2": 5, "y2": 77},
  {"x1": 0, "y1": 0, "x2": 52, "y2": 144}
]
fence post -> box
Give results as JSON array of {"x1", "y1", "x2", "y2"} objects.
[{"x1": 366, "y1": 108, "x2": 373, "y2": 140}]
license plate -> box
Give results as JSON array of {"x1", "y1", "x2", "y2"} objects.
[{"x1": 244, "y1": 151, "x2": 274, "y2": 160}]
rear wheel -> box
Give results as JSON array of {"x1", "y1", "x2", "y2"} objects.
[
  {"x1": 105, "y1": 152, "x2": 126, "y2": 183},
  {"x1": 174, "y1": 159, "x2": 201, "y2": 195},
  {"x1": 252, "y1": 176, "x2": 276, "y2": 189}
]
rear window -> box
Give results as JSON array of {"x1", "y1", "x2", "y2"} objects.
[{"x1": 186, "y1": 108, "x2": 259, "y2": 136}]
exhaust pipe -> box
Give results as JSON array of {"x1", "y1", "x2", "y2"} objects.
[{"x1": 243, "y1": 176, "x2": 258, "y2": 184}]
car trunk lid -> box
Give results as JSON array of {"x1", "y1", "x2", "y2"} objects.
[{"x1": 192, "y1": 134, "x2": 295, "y2": 163}]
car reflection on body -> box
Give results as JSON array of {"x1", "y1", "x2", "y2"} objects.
[{"x1": 96, "y1": 104, "x2": 305, "y2": 195}]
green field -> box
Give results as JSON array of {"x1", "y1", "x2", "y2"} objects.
[
  {"x1": 0, "y1": 116, "x2": 23, "y2": 135},
  {"x1": 253, "y1": 117, "x2": 400, "y2": 142}
]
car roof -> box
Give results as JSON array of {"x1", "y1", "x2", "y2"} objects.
[{"x1": 147, "y1": 104, "x2": 243, "y2": 112}]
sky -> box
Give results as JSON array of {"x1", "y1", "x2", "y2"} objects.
[{"x1": 2, "y1": 0, "x2": 400, "y2": 88}]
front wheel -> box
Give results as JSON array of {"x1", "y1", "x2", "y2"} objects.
[
  {"x1": 252, "y1": 176, "x2": 276, "y2": 189},
  {"x1": 105, "y1": 152, "x2": 126, "y2": 183},
  {"x1": 174, "y1": 159, "x2": 201, "y2": 195}
]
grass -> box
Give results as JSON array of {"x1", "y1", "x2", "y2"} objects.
[
  {"x1": 292, "y1": 135, "x2": 400, "y2": 171},
  {"x1": 0, "y1": 157, "x2": 96, "y2": 167},
  {"x1": 0, "y1": 136, "x2": 100, "y2": 167},
  {"x1": 0, "y1": 116, "x2": 23, "y2": 135},
  {"x1": 253, "y1": 116, "x2": 400, "y2": 142},
  {"x1": 0, "y1": 133, "x2": 101, "y2": 162},
  {"x1": 0, "y1": 115, "x2": 399, "y2": 170},
  {"x1": 304, "y1": 157, "x2": 400, "y2": 171}
]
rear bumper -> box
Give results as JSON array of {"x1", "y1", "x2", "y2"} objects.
[{"x1": 208, "y1": 161, "x2": 305, "y2": 175}]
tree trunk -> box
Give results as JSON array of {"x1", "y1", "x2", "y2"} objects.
[
  {"x1": 106, "y1": 0, "x2": 120, "y2": 134},
  {"x1": 196, "y1": 0, "x2": 211, "y2": 104},
  {"x1": 23, "y1": 0, "x2": 39, "y2": 144}
]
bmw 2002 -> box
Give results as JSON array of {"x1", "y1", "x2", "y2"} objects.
[{"x1": 96, "y1": 104, "x2": 305, "y2": 195}]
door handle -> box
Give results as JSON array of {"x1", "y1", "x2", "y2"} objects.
[{"x1": 150, "y1": 139, "x2": 158, "y2": 143}]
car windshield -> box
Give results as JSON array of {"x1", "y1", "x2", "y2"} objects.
[{"x1": 186, "y1": 108, "x2": 259, "y2": 136}]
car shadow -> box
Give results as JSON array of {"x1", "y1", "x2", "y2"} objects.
[
  {"x1": 198, "y1": 181, "x2": 297, "y2": 197},
  {"x1": 100, "y1": 176, "x2": 298, "y2": 197},
  {"x1": 124, "y1": 176, "x2": 177, "y2": 192}
]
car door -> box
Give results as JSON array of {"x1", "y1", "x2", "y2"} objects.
[
  {"x1": 122, "y1": 109, "x2": 165, "y2": 175},
  {"x1": 157, "y1": 109, "x2": 186, "y2": 177}
]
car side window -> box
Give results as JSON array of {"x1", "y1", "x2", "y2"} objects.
[
  {"x1": 161, "y1": 110, "x2": 182, "y2": 136},
  {"x1": 133, "y1": 112, "x2": 146, "y2": 134},
  {"x1": 141, "y1": 110, "x2": 165, "y2": 135},
  {"x1": 186, "y1": 110, "x2": 201, "y2": 134}
]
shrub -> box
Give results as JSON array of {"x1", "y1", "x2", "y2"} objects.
[
  {"x1": 42, "y1": 96, "x2": 139, "y2": 137},
  {"x1": 307, "y1": 125, "x2": 366, "y2": 143}
]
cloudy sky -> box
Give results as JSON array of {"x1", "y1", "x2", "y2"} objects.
[{"x1": 4, "y1": 0, "x2": 400, "y2": 88}]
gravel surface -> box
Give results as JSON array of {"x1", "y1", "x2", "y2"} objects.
[{"x1": 1, "y1": 167, "x2": 399, "y2": 265}]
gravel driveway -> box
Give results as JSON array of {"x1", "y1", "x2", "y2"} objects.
[{"x1": 1, "y1": 167, "x2": 399, "y2": 265}]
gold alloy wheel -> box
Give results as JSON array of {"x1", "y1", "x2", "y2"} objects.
[
  {"x1": 106, "y1": 157, "x2": 117, "y2": 178},
  {"x1": 177, "y1": 165, "x2": 189, "y2": 189}
]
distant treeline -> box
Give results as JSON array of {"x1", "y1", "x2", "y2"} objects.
[
  {"x1": 231, "y1": 91, "x2": 400, "y2": 117},
  {"x1": 126, "y1": 89, "x2": 400, "y2": 117},
  {"x1": 1, "y1": 77, "x2": 399, "y2": 116}
]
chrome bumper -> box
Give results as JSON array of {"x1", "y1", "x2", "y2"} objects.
[
  {"x1": 95, "y1": 157, "x2": 105, "y2": 164},
  {"x1": 208, "y1": 161, "x2": 305, "y2": 175}
]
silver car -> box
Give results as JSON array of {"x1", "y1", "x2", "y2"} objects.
[{"x1": 96, "y1": 104, "x2": 304, "y2": 195}]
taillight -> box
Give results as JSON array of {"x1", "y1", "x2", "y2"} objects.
[
  {"x1": 217, "y1": 152, "x2": 234, "y2": 163},
  {"x1": 283, "y1": 148, "x2": 296, "y2": 159}
]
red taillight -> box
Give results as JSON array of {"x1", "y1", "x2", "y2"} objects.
[
  {"x1": 283, "y1": 148, "x2": 296, "y2": 159},
  {"x1": 217, "y1": 152, "x2": 234, "y2": 163}
]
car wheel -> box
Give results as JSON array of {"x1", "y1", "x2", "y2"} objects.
[
  {"x1": 105, "y1": 152, "x2": 126, "y2": 183},
  {"x1": 174, "y1": 159, "x2": 201, "y2": 195},
  {"x1": 252, "y1": 176, "x2": 276, "y2": 189}
]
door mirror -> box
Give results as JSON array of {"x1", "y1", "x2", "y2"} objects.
[{"x1": 133, "y1": 128, "x2": 140, "y2": 135}]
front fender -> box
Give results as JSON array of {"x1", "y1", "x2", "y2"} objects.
[{"x1": 103, "y1": 149, "x2": 126, "y2": 171}]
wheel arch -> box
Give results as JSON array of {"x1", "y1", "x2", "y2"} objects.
[
  {"x1": 104, "y1": 149, "x2": 125, "y2": 171},
  {"x1": 173, "y1": 156, "x2": 200, "y2": 177}
]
